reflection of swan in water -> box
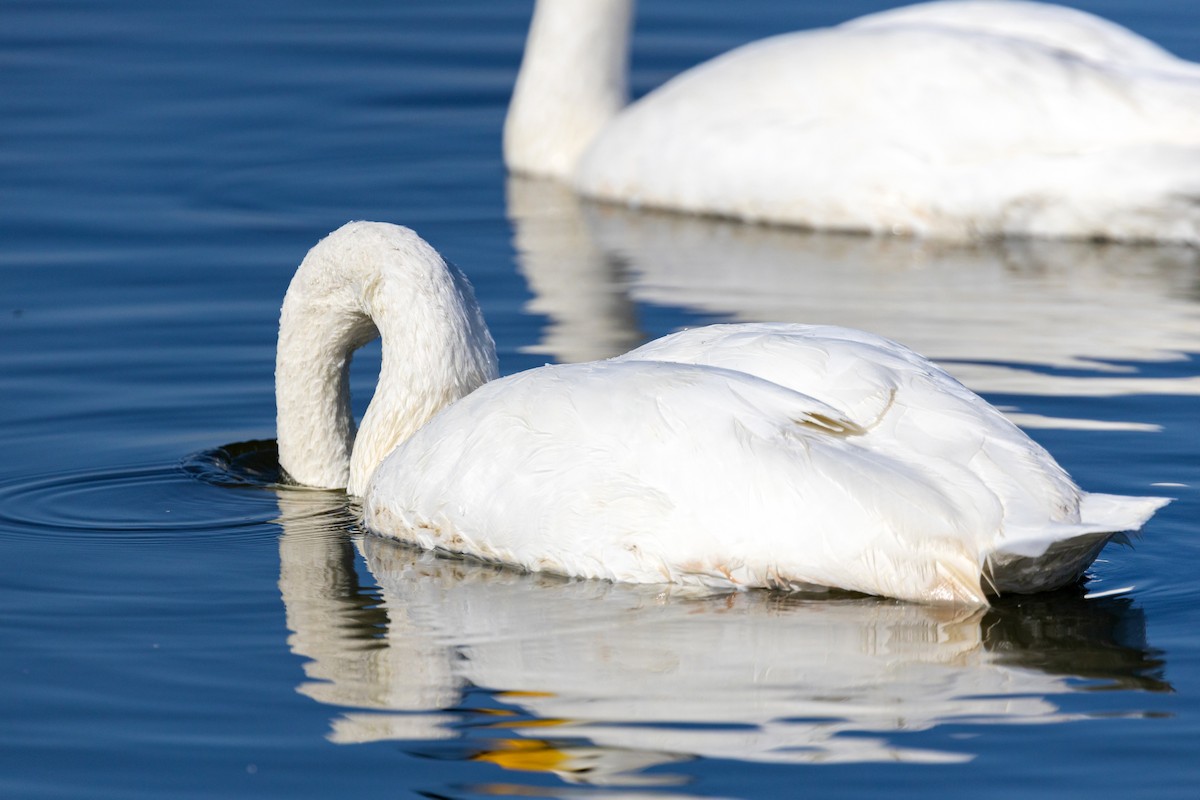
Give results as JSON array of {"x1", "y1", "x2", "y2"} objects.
[
  {"x1": 508, "y1": 176, "x2": 1200, "y2": 419},
  {"x1": 507, "y1": 174, "x2": 644, "y2": 364},
  {"x1": 274, "y1": 489, "x2": 1170, "y2": 786},
  {"x1": 505, "y1": 0, "x2": 1200, "y2": 242},
  {"x1": 278, "y1": 222, "x2": 1165, "y2": 603}
]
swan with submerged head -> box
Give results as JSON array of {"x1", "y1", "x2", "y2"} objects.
[
  {"x1": 276, "y1": 221, "x2": 1168, "y2": 605},
  {"x1": 504, "y1": 0, "x2": 1200, "y2": 243}
]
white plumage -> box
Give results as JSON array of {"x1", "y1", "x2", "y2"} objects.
[
  {"x1": 504, "y1": 0, "x2": 1200, "y2": 243},
  {"x1": 275, "y1": 222, "x2": 1167, "y2": 605}
]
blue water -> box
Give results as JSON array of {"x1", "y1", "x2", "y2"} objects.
[{"x1": 3, "y1": 1, "x2": 1199, "y2": 797}]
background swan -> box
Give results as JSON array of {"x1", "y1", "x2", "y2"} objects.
[
  {"x1": 504, "y1": 0, "x2": 1200, "y2": 243},
  {"x1": 276, "y1": 221, "x2": 1167, "y2": 605}
]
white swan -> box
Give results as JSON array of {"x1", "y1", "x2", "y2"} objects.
[
  {"x1": 503, "y1": 0, "x2": 1200, "y2": 243},
  {"x1": 276, "y1": 222, "x2": 1167, "y2": 605}
]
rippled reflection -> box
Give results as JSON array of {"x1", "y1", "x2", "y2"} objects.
[
  {"x1": 508, "y1": 177, "x2": 1200, "y2": 427},
  {"x1": 275, "y1": 490, "x2": 1169, "y2": 792}
]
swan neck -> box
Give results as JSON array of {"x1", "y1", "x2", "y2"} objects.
[
  {"x1": 276, "y1": 288, "x2": 373, "y2": 491},
  {"x1": 276, "y1": 223, "x2": 499, "y2": 496},
  {"x1": 504, "y1": 0, "x2": 634, "y2": 181}
]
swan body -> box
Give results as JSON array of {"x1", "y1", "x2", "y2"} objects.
[
  {"x1": 504, "y1": 0, "x2": 1200, "y2": 243},
  {"x1": 276, "y1": 222, "x2": 1168, "y2": 605}
]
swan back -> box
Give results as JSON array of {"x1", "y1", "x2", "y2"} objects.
[
  {"x1": 276, "y1": 222, "x2": 497, "y2": 495},
  {"x1": 574, "y1": 17, "x2": 1200, "y2": 239},
  {"x1": 847, "y1": 1, "x2": 1189, "y2": 71}
]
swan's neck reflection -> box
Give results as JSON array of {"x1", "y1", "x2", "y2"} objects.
[
  {"x1": 507, "y1": 177, "x2": 646, "y2": 364},
  {"x1": 276, "y1": 491, "x2": 1169, "y2": 790}
]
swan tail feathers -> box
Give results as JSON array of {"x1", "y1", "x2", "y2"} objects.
[
  {"x1": 986, "y1": 492, "x2": 1170, "y2": 596},
  {"x1": 1078, "y1": 492, "x2": 1172, "y2": 534}
]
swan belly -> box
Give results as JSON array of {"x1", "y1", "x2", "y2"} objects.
[
  {"x1": 363, "y1": 358, "x2": 1055, "y2": 605},
  {"x1": 573, "y1": 26, "x2": 1200, "y2": 242}
]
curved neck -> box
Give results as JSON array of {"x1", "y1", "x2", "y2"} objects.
[
  {"x1": 276, "y1": 222, "x2": 498, "y2": 496},
  {"x1": 504, "y1": 0, "x2": 634, "y2": 181}
]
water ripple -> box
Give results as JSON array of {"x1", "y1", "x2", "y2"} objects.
[
  {"x1": 0, "y1": 440, "x2": 289, "y2": 543},
  {"x1": 182, "y1": 438, "x2": 283, "y2": 488}
]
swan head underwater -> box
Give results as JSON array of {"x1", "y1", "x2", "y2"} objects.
[
  {"x1": 276, "y1": 222, "x2": 1169, "y2": 605},
  {"x1": 504, "y1": 0, "x2": 1200, "y2": 243}
]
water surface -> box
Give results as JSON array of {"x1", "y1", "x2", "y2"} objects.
[{"x1": 2, "y1": 1, "x2": 1199, "y2": 797}]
